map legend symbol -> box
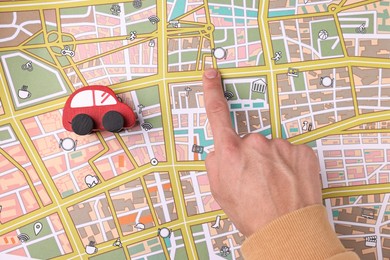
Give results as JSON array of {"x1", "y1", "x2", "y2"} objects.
[
  {"x1": 365, "y1": 236, "x2": 377, "y2": 248},
  {"x1": 18, "y1": 85, "x2": 31, "y2": 99},
  {"x1": 287, "y1": 68, "x2": 299, "y2": 77},
  {"x1": 148, "y1": 15, "x2": 160, "y2": 24},
  {"x1": 150, "y1": 158, "x2": 159, "y2": 166},
  {"x1": 185, "y1": 86, "x2": 192, "y2": 97},
  {"x1": 251, "y1": 79, "x2": 267, "y2": 94},
  {"x1": 85, "y1": 175, "x2": 99, "y2": 188},
  {"x1": 318, "y1": 29, "x2": 329, "y2": 40},
  {"x1": 220, "y1": 246, "x2": 231, "y2": 257},
  {"x1": 169, "y1": 20, "x2": 180, "y2": 28},
  {"x1": 110, "y1": 4, "x2": 121, "y2": 15},
  {"x1": 21, "y1": 60, "x2": 33, "y2": 71},
  {"x1": 141, "y1": 122, "x2": 153, "y2": 131},
  {"x1": 224, "y1": 91, "x2": 234, "y2": 100},
  {"x1": 59, "y1": 138, "x2": 77, "y2": 151},
  {"x1": 138, "y1": 104, "x2": 145, "y2": 114},
  {"x1": 128, "y1": 31, "x2": 137, "y2": 41},
  {"x1": 17, "y1": 233, "x2": 30, "y2": 243},
  {"x1": 113, "y1": 238, "x2": 122, "y2": 248},
  {"x1": 211, "y1": 215, "x2": 221, "y2": 229},
  {"x1": 320, "y1": 76, "x2": 334, "y2": 87},
  {"x1": 212, "y1": 47, "x2": 227, "y2": 59},
  {"x1": 158, "y1": 227, "x2": 171, "y2": 238},
  {"x1": 135, "y1": 223, "x2": 145, "y2": 230},
  {"x1": 356, "y1": 23, "x2": 367, "y2": 34},
  {"x1": 271, "y1": 51, "x2": 282, "y2": 62},
  {"x1": 133, "y1": 0, "x2": 142, "y2": 9},
  {"x1": 34, "y1": 222, "x2": 43, "y2": 236},
  {"x1": 192, "y1": 144, "x2": 204, "y2": 154},
  {"x1": 302, "y1": 121, "x2": 313, "y2": 132},
  {"x1": 61, "y1": 45, "x2": 75, "y2": 57},
  {"x1": 85, "y1": 241, "x2": 98, "y2": 255}
]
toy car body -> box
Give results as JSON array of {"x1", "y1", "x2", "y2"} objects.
[{"x1": 63, "y1": 85, "x2": 136, "y2": 135}]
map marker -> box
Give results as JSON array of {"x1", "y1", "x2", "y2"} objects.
[{"x1": 34, "y1": 222, "x2": 43, "y2": 236}]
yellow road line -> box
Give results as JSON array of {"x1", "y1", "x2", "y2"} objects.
[
  {"x1": 347, "y1": 65, "x2": 360, "y2": 117},
  {"x1": 323, "y1": 183, "x2": 390, "y2": 199}
]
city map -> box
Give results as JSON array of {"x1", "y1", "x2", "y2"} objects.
[{"x1": 0, "y1": 0, "x2": 389, "y2": 259}]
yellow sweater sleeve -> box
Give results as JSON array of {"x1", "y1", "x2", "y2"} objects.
[{"x1": 241, "y1": 204, "x2": 360, "y2": 260}]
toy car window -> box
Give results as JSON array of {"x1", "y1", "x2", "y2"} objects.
[
  {"x1": 70, "y1": 90, "x2": 93, "y2": 108},
  {"x1": 94, "y1": 90, "x2": 117, "y2": 106}
]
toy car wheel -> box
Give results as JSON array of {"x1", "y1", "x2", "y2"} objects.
[
  {"x1": 103, "y1": 111, "x2": 124, "y2": 133},
  {"x1": 71, "y1": 114, "x2": 94, "y2": 135}
]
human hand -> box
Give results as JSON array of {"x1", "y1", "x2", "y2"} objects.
[{"x1": 202, "y1": 69, "x2": 322, "y2": 237}]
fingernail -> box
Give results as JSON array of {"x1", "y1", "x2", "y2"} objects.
[{"x1": 204, "y1": 69, "x2": 218, "y2": 79}]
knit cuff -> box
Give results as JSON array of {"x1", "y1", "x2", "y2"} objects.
[{"x1": 241, "y1": 205, "x2": 357, "y2": 260}]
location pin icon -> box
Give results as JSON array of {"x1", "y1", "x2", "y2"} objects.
[{"x1": 34, "y1": 222, "x2": 43, "y2": 236}]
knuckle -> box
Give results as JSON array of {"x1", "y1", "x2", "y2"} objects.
[
  {"x1": 245, "y1": 134, "x2": 268, "y2": 146},
  {"x1": 272, "y1": 138, "x2": 291, "y2": 148},
  {"x1": 299, "y1": 144, "x2": 316, "y2": 155},
  {"x1": 220, "y1": 140, "x2": 240, "y2": 156}
]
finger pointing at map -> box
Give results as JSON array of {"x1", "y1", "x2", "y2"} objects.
[{"x1": 203, "y1": 69, "x2": 239, "y2": 149}]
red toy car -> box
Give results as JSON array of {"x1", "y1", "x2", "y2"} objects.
[{"x1": 62, "y1": 85, "x2": 136, "y2": 135}]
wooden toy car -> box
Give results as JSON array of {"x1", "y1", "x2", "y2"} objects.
[{"x1": 62, "y1": 85, "x2": 136, "y2": 135}]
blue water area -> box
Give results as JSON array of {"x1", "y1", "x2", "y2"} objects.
[
  {"x1": 290, "y1": 127, "x2": 299, "y2": 133},
  {"x1": 253, "y1": 102, "x2": 264, "y2": 108},
  {"x1": 209, "y1": 5, "x2": 232, "y2": 16},
  {"x1": 230, "y1": 103, "x2": 242, "y2": 109},
  {"x1": 169, "y1": 0, "x2": 187, "y2": 20},
  {"x1": 234, "y1": 8, "x2": 258, "y2": 18},
  {"x1": 209, "y1": 5, "x2": 256, "y2": 24},
  {"x1": 230, "y1": 112, "x2": 235, "y2": 129},
  {"x1": 164, "y1": 237, "x2": 171, "y2": 248},
  {"x1": 268, "y1": 9, "x2": 295, "y2": 18},
  {"x1": 194, "y1": 129, "x2": 214, "y2": 160},
  {"x1": 174, "y1": 130, "x2": 188, "y2": 135},
  {"x1": 281, "y1": 125, "x2": 288, "y2": 139},
  {"x1": 260, "y1": 128, "x2": 271, "y2": 137}
]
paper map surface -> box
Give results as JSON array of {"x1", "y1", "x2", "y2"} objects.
[{"x1": 0, "y1": 0, "x2": 389, "y2": 259}]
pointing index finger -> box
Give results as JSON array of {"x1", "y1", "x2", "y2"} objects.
[{"x1": 203, "y1": 69, "x2": 238, "y2": 147}]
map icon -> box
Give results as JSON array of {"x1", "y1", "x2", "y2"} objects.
[
  {"x1": 213, "y1": 47, "x2": 227, "y2": 59},
  {"x1": 34, "y1": 222, "x2": 43, "y2": 236}
]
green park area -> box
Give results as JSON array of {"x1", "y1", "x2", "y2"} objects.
[
  {"x1": 310, "y1": 20, "x2": 344, "y2": 57},
  {"x1": 270, "y1": 39, "x2": 288, "y2": 64},
  {"x1": 1, "y1": 51, "x2": 72, "y2": 110},
  {"x1": 225, "y1": 81, "x2": 267, "y2": 101},
  {"x1": 136, "y1": 86, "x2": 160, "y2": 106},
  {"x1": 127, "y1": 238, "x2": 167, "y2": 259},
  {"x1": 18, "y1": 217, "x2": 62, "y2": 259},
  {"x1": 0, "y1": 125, "x2": 14, "y2": 143},
  {"x1": 339, "y1": 13, "x2": 375, "y2": 34},
  {"x1": 27, "y1": 237, "x2": 62, "y2": 259}
]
